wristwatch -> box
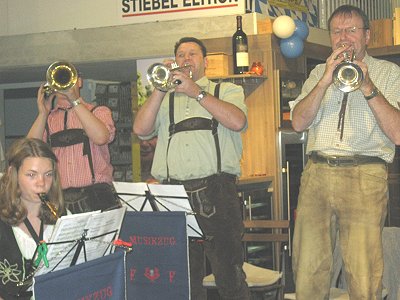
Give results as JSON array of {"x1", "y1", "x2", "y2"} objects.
[
  {"x1": 364, "y1": 87, "x2": 380, "y2": 101},
  {"x1": 71, "y1": 98, "x2": 81, "y2": 107},
  {"x1": 196, "y1": 90, "x2": 207, "y2": 102}
]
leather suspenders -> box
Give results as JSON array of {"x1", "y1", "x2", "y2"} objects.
[
  {"x1": 166, "y1": 83, "x2": 222, "y2": 181},
  {"x1": 45, "y1": 107, "x2": 100, "y2": 184}
]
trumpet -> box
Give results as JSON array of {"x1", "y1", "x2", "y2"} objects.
[
  {"x1": 38, "y1": 193, "x2": 59, "y2": 220},
  {"x1": 333, "y1": 48, "x2": 363, "y2": 93},
  {"x1": 147, "y1": 61, "x2": 192, "y2": 92},
  {"x1": 43, "y1": 61, "x2": 78, "y2": 97}
]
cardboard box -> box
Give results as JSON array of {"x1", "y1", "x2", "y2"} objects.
[
  {"x1": 205, "y1": 52, "x2": 229, "y2": 77},
  {"x1": 257, "y1": 18, "x2": 273, "y2": 34},
  {"x1": 369, "y1": 19, "x2": 393, "y2": 48}
]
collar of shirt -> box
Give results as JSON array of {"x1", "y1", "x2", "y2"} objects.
[
  {"x1": 362, "y1": 52, "x2": 372, "y2": 64},
  {"x1": 196, "y1": 76, "x2": 210, "y2": 90}
]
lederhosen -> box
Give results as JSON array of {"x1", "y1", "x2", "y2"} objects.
[
  {"x1": 0, "y1": 220, "x2": 33, "y2": 300},
  {"x1": 46, "y1": 107, "x2": 121, "y2": 214},
  {"x1": 164, "y1": 84, "x2": 248, "y2": 299},
  {"x1": 164, "y1": 83, "x2": 237, "y2": 218}
]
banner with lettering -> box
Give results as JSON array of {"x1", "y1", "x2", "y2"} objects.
[
  {"x1": 33, "y1": 251, "x2": 126, "y2": 300},
  {"x1": 119, "y1": 211, "x2": 189, "y2": 300}
]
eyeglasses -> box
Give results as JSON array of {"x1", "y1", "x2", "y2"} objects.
[{"x1": 330, "y1": 26, "x2": 368, "y2": 36}]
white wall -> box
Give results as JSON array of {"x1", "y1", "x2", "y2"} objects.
[{"x1": 0, "y1": 0, "x2": 245, "y2": 36}]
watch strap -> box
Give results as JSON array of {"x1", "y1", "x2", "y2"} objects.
[{"x1": 364, "y1": 87, "x2": 380, "y2": 101}]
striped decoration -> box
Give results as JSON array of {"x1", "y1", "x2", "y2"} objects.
[
  {"x1": 247, "y1": 0, "x2": 319, "y2": 27},
  {"x1": 247, "y1": 0, "x2": 395, "y2": 29}
]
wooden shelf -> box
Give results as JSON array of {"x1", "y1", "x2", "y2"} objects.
[
  {"x1": 209, "y1": 74, "x2": 267, "y2": 97},
  {"x1": 208, "y1": 74, "x2": 267, "y2": 80},
  {"x1": 368, "y1": 44, "x2": 400, "y2": 57}
]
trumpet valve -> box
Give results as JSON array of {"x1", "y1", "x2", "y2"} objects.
[{"x1": 170, "y1": 62, "x2": 179, "y2": 70}]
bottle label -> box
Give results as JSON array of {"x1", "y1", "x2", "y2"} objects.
[
  {"x1": 237, "y1": 43, "x2": 247, "y2": 52},
  {"x1": 236, "y1": 52, "x2": 249, "y2": 67}
]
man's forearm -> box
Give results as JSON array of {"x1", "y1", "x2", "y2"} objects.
[
  {"x1": 133, "y1": 90, "x2": 165, "y2": 136},
  {"x1": 292, "y1": 82, "x2": 328, "y2": 132},
  {"x1": 27, "y1": 115, "x2": 47, "y2": 139}
]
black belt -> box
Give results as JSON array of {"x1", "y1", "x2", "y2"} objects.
[
  {"x1": 310, "y1": 152, "x2": 386, "y2": 167},
  {"x1": 165, "y1": 173, "x2": 236, "y2": 190}
]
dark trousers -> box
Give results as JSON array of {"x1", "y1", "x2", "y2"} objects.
[
  {"x1": 63, "y1": 182, "x2": 121, "y2": 214},
  {"x1": 168, "y1": 173, "x2": 250, "y2": 300}
]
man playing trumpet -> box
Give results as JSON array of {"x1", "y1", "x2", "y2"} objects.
[
  {"x1": 134, "y1": 37, "x2": 250, "y2": 300},
  {"x1": 28, "y1": 62, "x2": 120, "y2": 214},
  {"x1": 290, "y1": 5, "x2": 400, "y2": 299}
]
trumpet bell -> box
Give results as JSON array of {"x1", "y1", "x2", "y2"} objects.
[
  {"x1": 333, "y1": 61, "x2": 364, "y2": 93},
  {"x1": 147, "y1": 63, "x2": 172, "y2": 92},
  {"x1": 44, "y1": 61, "x2": 78, "y2": 96},
  {"x1": 147, "y1": 62, "x2": 192, "y2": 92},
  {"x1": 332, "y1": 48, "x2": 363, "y2": 93}
]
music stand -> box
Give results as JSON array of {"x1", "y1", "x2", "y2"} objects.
[
  {"x1": 113, "y1": 181, "x2": 204, "y2": 239},
  {"x1": 33, "y1": 207, "x2": 127, "y2": 277}
]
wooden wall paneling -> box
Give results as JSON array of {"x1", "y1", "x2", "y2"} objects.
[
  {"x1": 241, "y1": 79, "x2": 269, "y2": 177},
  {"x1": 240, "y1": 35, "x2": 277, "y2": 179}
]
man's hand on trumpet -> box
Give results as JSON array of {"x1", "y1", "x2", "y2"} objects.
[
  {"x1": 37, "y1": 83, "x2": 55, "y2": 115},
  {"x1": 171, "y1": 67, "x2": 200, "y2": 99}
]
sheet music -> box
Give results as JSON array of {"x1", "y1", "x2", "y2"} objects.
[
  {"x1": 148, "y1": 184, "x2": 188, "y2": 198},
  {"x1": 113, "y1": 181, "x2": 203, "y2": 238},
  {"x1": 147, "y1": 184, "x2": 203, "y2": 238},
  {"x1": 113, "y1": 181, "x2": 152, "y2": 211},
  {"x1": 34, "y1": 207, "x2": 126, "y2": 277}
]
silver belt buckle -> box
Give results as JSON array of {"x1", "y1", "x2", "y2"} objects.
[
  {"x1": 326, "y1": 156, "x2": 340, "y2": 167},
  {"x1": 327, "y1": 156, "x2": 358, "y2": 166}
]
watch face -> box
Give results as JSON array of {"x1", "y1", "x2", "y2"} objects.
[{"x1": 197, "y1": 91, "x2": 206, "y2": 102}]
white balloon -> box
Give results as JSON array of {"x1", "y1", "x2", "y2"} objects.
[{"x1": 272, "y1": 15, "x2": 296, "y2": 39}]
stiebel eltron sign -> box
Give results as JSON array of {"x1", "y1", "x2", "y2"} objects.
[
  {"x1": 1, "y1": 0, "x2": 246, "y2": 36},
  {"x1": 120, "y1": 0, "x2": 245, "y2": 21}
]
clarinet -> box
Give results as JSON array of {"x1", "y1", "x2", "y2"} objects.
[{"x1": 38, "y1": 193, "x2": 59, "y2": 220}]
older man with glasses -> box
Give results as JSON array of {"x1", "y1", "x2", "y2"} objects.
[{"x1": 289, "y1": 4, "x2": 400, "y2": 299}]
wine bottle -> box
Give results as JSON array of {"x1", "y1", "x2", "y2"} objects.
[{"x1": 232, "y1": 15, "x2": 249, "y2": 74}]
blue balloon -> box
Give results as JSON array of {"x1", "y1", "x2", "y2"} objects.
[
  {"x1": 293, "y1": 20, "x2": 309, "y2": 40},
  {"x1": 280, "y1": 35, "x2": 304, "y2": 58}
]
